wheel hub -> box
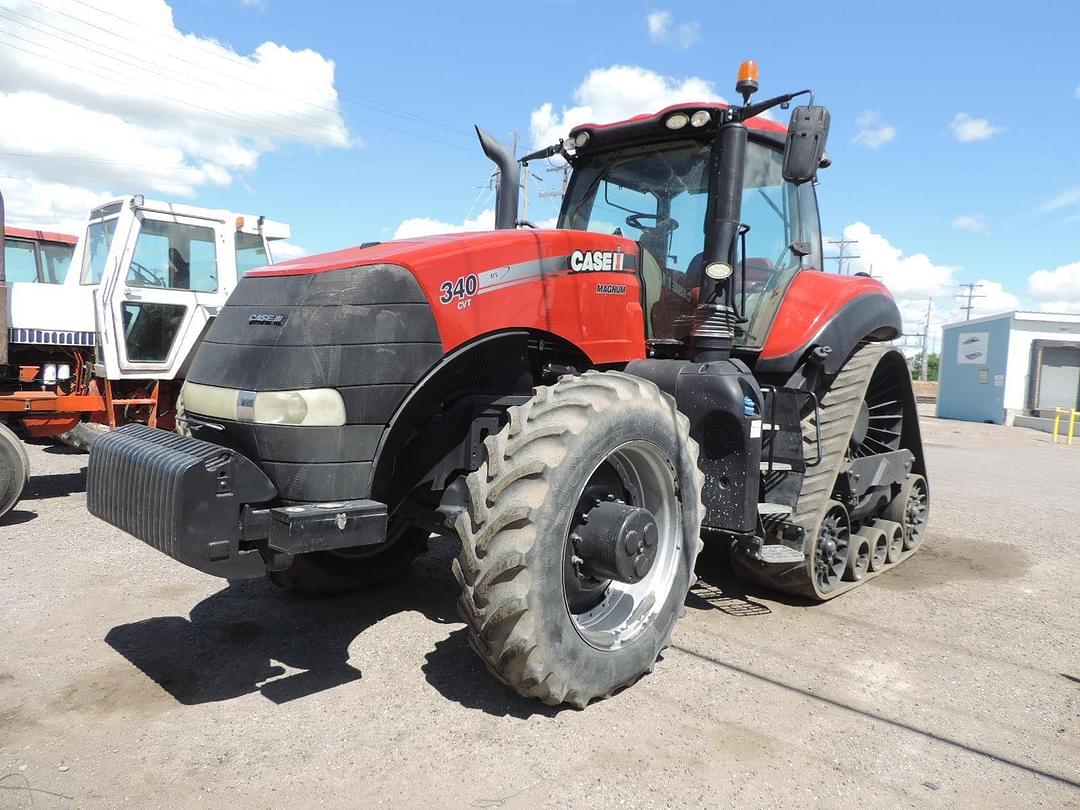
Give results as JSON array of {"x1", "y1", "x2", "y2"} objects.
[{"x1": 572, "y1": 500, "x2": 659, "y2": 584}]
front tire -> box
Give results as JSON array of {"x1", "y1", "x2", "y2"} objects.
[
  {"x1": 452, "y1": 371, "x2": 704, "y2": 708},
  {"x1": 0, "y1": 422, "x2": 29, "y2": 519}
]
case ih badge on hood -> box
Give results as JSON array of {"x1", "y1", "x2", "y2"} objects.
[
  {"x1": 570, "y1": 247, "x2": 625, "y2": 273},
  {"x1": 248, "y1": 313, "x2": 288, "y2": 326}
]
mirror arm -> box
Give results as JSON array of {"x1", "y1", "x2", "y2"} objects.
[{"x1": 734, "y1": 89, "x2": 812, "y2": 122}]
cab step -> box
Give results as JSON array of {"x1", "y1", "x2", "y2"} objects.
[
  {"x1": 760, "y1": 461, "x2": 793, "y2": 472},
  {"x1": 757, "y1": 544, "x2": 805, "y2": 564},
  {"x1": 757, "y1": 502, "x2": 793, "y2": 516}
]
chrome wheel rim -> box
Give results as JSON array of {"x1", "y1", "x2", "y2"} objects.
[{"x1": 563, "y1": 440, "x2": 682, "y2": 651}]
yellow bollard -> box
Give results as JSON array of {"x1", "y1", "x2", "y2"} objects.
[
  {"x1": 1070, "y1": 410, "x2": 1079, "y2": 446},
  {"x1": 1054, "y1": 408, "x2": 1065, "y2": 443}
]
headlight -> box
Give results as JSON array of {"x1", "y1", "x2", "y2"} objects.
[
  {"x1": 665, "y1": 112, "x2": 689, "y2": 130},
  {"x1": 573, "y1": 130, "x2": 590, "y2": 148},
  {"x1": 690, "y1": 110, "x2": 711, "y2": 127},
  {"x1": 182, "y1": 382, "x2": 346, "y2": 427},
  {"x1": 42, "y1": 364, "x2": 57, "y2": 384}
]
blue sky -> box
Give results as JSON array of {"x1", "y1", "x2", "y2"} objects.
[{"x1": 2, "y1": 0, "x2": 1079, "y2": 332}]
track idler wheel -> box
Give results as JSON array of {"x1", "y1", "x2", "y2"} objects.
[
  {"x1": 885, "y1": 474, "x2": 929, "y2": 551},
  {"x1": 858, "y1": 526, "x2": 889, "y2": 572},
  {"x1": 815, "y1": 502, "x2": 851, "y2": 593},
  {"x1": 875, "y1": 519, "x2": 905, "y2": 563}
]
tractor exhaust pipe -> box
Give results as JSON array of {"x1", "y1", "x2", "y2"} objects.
[{"x1": 475, "y1": 126, "x2": 520, "y2": 230}]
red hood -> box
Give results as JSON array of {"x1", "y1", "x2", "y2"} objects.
[{"x1": 249, "y1": 229, "x2": 638, "y2": 278}]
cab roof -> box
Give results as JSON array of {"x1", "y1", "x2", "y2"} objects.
[
  {"x1": 3, "y1": 226, "x2": 78, "y2": 245},
  {"x1": 567, "y1": 101, "x2": 787, "y2": 156}
]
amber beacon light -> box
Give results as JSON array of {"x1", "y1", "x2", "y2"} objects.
[{"x1": 736, "y1": 59, "x2": 760, "y2": 104}]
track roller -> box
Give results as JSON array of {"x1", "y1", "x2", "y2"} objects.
[
  {"x1": 844, "y1": 531, "x2": 871, "y2": 582},
  {"x1": 876, "y1": 519, "x2": 905, "y2": 564},
  {"x1": 858, "y1": 526, "x2": 888, "y2": 572}
]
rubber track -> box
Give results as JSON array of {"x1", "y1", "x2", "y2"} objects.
[
  {"x1": 787, "y1": 343, "x2": 914, "y2": 599},
  {"x1": 452, "y1": 370, "x2": 705, "y2": 708}
]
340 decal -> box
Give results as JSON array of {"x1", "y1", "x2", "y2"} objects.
[{"x1": 439, "y1": 273, "x2": 478, "y2": 305}]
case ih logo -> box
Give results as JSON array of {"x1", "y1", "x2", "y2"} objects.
[
  {"x1": 570, "y1": 248, "x2": 625, "y2": 273},
  {"x1": 248, "y1": 313, "x2": 288, "y2": 326}
]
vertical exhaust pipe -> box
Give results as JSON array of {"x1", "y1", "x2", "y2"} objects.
[{"x1": 475, "y1": 126, "x2": 520, "y2": 230}]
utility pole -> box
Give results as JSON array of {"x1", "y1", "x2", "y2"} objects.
[
  {"x1": 956, "y1": 282, "x2": 985, "y2": 320},
  {"x1": 826, "y1": 238, "x2": 860, "y2": 275},
  {"x1": 539, "y1": 161, "x2": 572, "y2": 203},
  {"x1": 919, "y1": 297, "x2": 932, "y2": 381}
]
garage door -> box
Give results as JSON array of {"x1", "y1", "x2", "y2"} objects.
[{"x1": 1037, "y1": 346, "x2": 1080, "y2": 410}]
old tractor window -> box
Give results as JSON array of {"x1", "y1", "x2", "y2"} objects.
[
  {"x1": 40, "y1": 242, "x2": 74, "y2": 283},
  {"x1": 80, "y1": 217, "x2": 118, "y2": 285},
  {"x1": 235, "y1": 232, "x2": 269, "y2": 274},
  {"x1": 121, "y1": 301, "x2": 187, "y2": 362},
  {"x1": 3, "y1": 239, "x2": 39, "y2": 283},
  {"x1": 128, "y1": 219, "x2": 218, "y2": 292}
]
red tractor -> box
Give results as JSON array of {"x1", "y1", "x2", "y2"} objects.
[{"x1": 87, "y1": 63, "x2": 929, "y2": 707}]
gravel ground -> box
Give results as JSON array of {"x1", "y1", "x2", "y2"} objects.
[{"x1": 1, "y1": 414, "x2": 1078, "y2": 808}]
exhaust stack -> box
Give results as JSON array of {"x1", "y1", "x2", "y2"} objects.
[{"x1": 475, "y1": 127, "x2": 520, "y2": 230}]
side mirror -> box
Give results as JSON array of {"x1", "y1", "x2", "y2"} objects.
[{"x1": 782, "y1": 106, "x2": 830, "y2": 185}]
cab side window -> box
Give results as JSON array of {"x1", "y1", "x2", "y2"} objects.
[{"x1": 4, "y1": 239, "x2": 40, "y2": 283}]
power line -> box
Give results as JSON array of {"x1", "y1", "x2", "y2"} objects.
[
  {"x1": 956, "y1": 283, "x2": 985, "y2": 321},
  {"x1": 0, "y1": 26, "x2": 474, "y2": 156},
  {"x1": 19, "y1": 0, "x2": 472, "y2": 139}
]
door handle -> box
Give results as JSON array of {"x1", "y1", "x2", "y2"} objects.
[{"x1": 124, "y1": 289, "x2": 143, "y2": 300}]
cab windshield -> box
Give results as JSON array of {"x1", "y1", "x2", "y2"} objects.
[{"x1": 560, "y1": 137, "x2": 819, "y2": 348}]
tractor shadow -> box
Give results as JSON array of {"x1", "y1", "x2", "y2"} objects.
[
  {"x1": 104, "y1": 541, "x2": 565, "y2": 718},
  {"x1": 24, "y1": 469, "x2": 87, "y2": 499},
  {"x1": 688, "y1": 540, "x2": 818, "y2": 613}
]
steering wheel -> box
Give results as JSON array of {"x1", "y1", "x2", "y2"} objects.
[
  {"x1": 128, "y1": 260, "x2": 166, "y2": 288},
  {"x1": 626, "y1": 213, "x2": 679, "y2": 235}
]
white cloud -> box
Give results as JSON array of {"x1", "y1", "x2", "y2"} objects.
[
  {"x1": 1037, "y1": 187, "x2": 1080, "y2": 214},
  {"x1": 950, "y1": 113, "x2": 1000, "y2": 142},
  {"x1": 269, "y1": 241, "x2": 306, "y2": 260},
  {"x1": 646, "y1": 10, "x2": 700, "y2": 48},
  {"x1": 831, "y1": 223, "x2": 1023, "y2": 340},
  {"x1": 966, "y1": 279, "x2": 1020, "y2": 314},
  {"x1": 393, "y1": 209, "x2": 495, "y2": 239},
  {"x1": 1027, "y1": 261, "x2": 1080, "y2": 309},
  {"x1": 838, "y1": 222, "x2": 955, "y2": 300},
  {"x1": 852, "y1": 111, "x2": 896, "y2": 149},
  {"x1": 0, "y1": 0, "x2": 348, "y2": 231},
  {"x1": 529, "y1": 65, "x2": 723, "y2": 146},
  {"x1": 951, "y1": 214, "x2": 986, "y2": 233}
]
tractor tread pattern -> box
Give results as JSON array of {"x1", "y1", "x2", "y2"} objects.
[{"x1": 452, "y1": 370, "x2": 704, "y2": 708}]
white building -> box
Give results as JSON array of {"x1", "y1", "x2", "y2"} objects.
[{"x1": 937, "y1": 311, "x2": 1080, "y2": 428}]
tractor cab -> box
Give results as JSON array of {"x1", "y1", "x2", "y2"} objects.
[
  {"x1": 72, "y1": 196, "x2": 290, "y2": 380},
  {"x1": 520, "y1": 60, "x2": 831, "y2": 364},
  {"x1": 558, "y1": 116, "x2": 822, "y2": 348}
]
